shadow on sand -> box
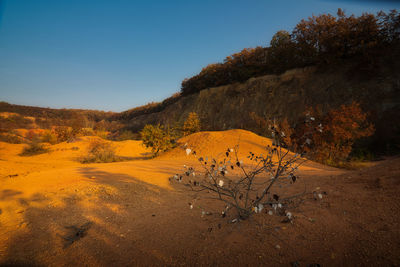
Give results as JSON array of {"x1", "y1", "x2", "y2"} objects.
[{"x1": 0, "y1": 169, "x2": 177, "y2": 266}]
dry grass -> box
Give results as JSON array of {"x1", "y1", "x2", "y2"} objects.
[
  {"x1": 0, "y1": 133, "x2": 23, "y2": 144},
  {"x1": 20, "y1": 141, "x2": 50, "y2": 156},
  {"x1": 79, "y1": 139, "x2": 122, "y2": 163}
]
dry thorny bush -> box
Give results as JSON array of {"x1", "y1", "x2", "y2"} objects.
[{"x1": 170, "y1": 115, "x2": 324, "y2": 224}]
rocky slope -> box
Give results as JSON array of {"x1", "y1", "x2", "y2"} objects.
[{"x1": 118, "y1": 62, "x2": 400, "y2": 151}]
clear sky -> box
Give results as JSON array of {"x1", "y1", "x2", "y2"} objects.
[{"x1": 0, "y1": 0, "x2": 399, "y2": 112}]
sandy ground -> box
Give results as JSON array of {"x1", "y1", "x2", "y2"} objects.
[{"x1": 0, "y1": 130, "x2": 399, "y2": 266}]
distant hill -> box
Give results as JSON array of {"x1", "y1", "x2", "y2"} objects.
[
  {"x1": 0, "y1": 102, "x2": 115, "y2": 131},
  {"x1": 0, "y1": 102, "x2": 114, "y2": 121}
]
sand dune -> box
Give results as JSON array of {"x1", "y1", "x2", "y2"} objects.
[{"x1": 161, "y1": 129, "x2": 273, "y2": 160}]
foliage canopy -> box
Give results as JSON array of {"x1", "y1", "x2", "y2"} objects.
[
  {"x1": 181, "y1": 9, "x2": 400, "y2": 95},
  {"x1": 140, "y1": 124, "x2": 175, "y2": 156},
  {"x1": 183, "y1": 112, "x2": 201, "y2": 136}
]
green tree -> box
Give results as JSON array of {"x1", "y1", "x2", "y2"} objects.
[{"x1": 140, "y1": 124, "x2": 174, "y2": 156}]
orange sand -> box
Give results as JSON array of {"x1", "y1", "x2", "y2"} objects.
[{"x1": 0, "y1": 130, "x2": 399, "y2": 266}]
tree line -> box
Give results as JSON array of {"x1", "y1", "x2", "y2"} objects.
[{"x1": 181, "y1": 9, "x2": 400, "y2": 95}]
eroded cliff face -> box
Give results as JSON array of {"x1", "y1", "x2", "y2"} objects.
[{"x1": 122, "y1": 64, "x2": 399, "y2": 149}]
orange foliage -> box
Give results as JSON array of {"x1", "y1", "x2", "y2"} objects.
[
  {"x1": 279, "y1": 118, "x2": 295, "y2": 149},
  {"x1": 181, "y1": 9, "x2": 399, "y2": 95},
  {"x1": 319, "y1": 102, "x2": 374, "y2": 162},
  {"x1": 288, "y1": 102, "x2": 374, "y2": 164}
]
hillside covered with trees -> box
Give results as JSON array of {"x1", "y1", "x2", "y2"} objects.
[
  {"x1": 181, "y1": 9, "x2": 400, "y2": 95},
  {"x1": 0, "y1": 101, "x2": 115, "y2": 130}
]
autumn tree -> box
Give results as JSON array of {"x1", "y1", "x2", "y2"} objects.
[
  {"x1": 378, "y1": 10, "x2": 400, "y2": 43},
  {"x1": 183, "y1": 112, "x2": 201, "y2": 136},
  {"x1": 288, "y1": 102, "x2": 374, "y2": 164},
  {"x1": 319, "y1": 102, "x2": 374, "y2": 163},
  {"x1": 278, "y1": 118, "x2": 295, "y2": 149},
  {"x1": 250, "y1": 102, "x2": 374, "y2": 165},
  {"x1": 268, "y1": 30, "x2": 299, "y2": 73},
  {"x1": 181, "y1": 9, "x2": 399, "y2": 95}
]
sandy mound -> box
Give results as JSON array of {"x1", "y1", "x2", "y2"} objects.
[
  {"x1": 160, "y1": 129, "x2": 332, "y2": 173},
  {"x1": 160, "y1": 129, "x2": 276, "y2": 161}
]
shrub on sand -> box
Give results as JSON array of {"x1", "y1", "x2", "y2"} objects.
[
  {"x1": 20, "y1": 140, "x2": 49, "y2": 156},
  {"x1": 80, "y1": 139, "x2": 121, "y2": 163},
  {"x1": 53, "y1": 126, "x2": 74, "y2": 142},
  {"x1": 0, "y1": 133, "x2": 23, "y2": 144},
  {"x1": 41, "y1": 130, "x2": 58, "y2": 144}
]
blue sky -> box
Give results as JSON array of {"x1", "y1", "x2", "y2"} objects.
[{"x1": 0, "y1": 0, "x2": 399, "y2": 111}]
